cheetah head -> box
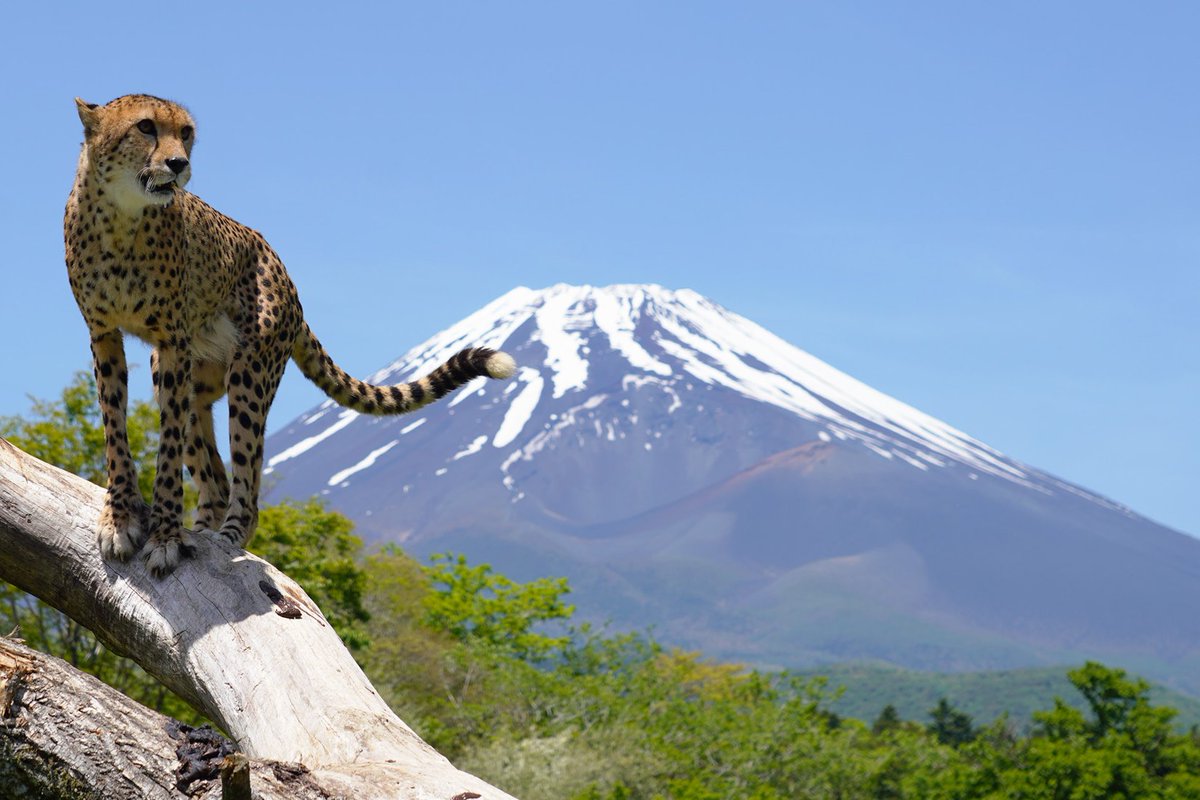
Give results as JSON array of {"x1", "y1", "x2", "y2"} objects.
[{"x1": 75, "y1": 95, "x2": 196, "y2": 214}]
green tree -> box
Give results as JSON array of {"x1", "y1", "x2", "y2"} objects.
[
  {"x1": 391, "y1": 553, "x2": 581, "y2": 757},
  {"x1": 422, "y1": 552, "x2": 574, "y2": 662},
  {"x1": 1, "y1": 370, "x2": 159, "y2": 501},
  {"x1": 1013, "y1": 662, "x2": 1200, "y2": 799},
  {"x1": 929, "y1": 697, "x2": 977, "y2": 747},
  {"x1": 873, "y1": 703, "x2": 903, "y2": 735},
  {"x1": 358, "y1": 545, "x2": 460, "y2": 746}
]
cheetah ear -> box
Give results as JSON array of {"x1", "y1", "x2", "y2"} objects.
[{"x1": 75, "y1": 97, "x2": 101, "y2": 135}]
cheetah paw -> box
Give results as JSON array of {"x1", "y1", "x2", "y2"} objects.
[
  {"x1": 216, "y1": 526, "x2": 248, "y2": 549},
  {"x1": 143, "y1": 529, "x2": 198, "y2": 578},
  {"x1": 97, "y1": 499, "x2": 148, "y2": 561}
]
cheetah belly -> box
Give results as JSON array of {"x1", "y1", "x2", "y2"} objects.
[{"x1": 193, "y1": 313, "x2": 240, "y2": 364}]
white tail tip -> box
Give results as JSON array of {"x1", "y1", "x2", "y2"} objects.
[{"x1": 485, "y1": 351, "x2": 517, "y2": 379}]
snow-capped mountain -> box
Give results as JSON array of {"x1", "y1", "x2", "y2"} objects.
[{"x1": 264, "y1": 284, "x2": 1200, "y2": 691}]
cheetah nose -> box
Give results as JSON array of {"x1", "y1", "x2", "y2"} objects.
[{"x1": 166, "y1": 157, "x2": 189, "y2": 175}]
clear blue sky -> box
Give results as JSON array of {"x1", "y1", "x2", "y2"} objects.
[{"x1": 0, "y1": 3, "x2": 1195, "y2": 535}]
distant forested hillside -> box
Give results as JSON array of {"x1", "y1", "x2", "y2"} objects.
[{"x1": 803, "y1": 662, "x2": 1200, "y2": 731}]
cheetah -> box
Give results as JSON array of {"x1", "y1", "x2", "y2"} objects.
[{"x1": 64, "y1": 94, "x2": 515, "y2": 577}]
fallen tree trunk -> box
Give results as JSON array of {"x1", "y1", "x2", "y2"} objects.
[
  {"x1": 0, "y1": 636, "x2": 343, "y2": 799},
  {"x1": 0, "y1": 437, "x2": 518, "y2": 799}
]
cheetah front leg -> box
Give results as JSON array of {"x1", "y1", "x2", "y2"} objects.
[
  {"x1": 91, "y1": 331, "x2": 150, "y2": 560},
  {"x1": 144, "y1": 344, "x2": 197, "y2": 577}
]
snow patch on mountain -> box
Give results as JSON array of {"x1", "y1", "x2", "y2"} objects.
[
  {"x1": 497, "y1": 392, "x2": 609, "y2": 502},
  {"x1": 623, "y1": 375, "x2": 682, "y2": 413},
  {"x1": 494, "y1": 367, "x2": 544, "y2": 448},
  {"x1": 449, "y1": 380, "x2": 488, "y2": 407},
  {"x1": 453, "y1": 435, "x2": 489, "y2": 461},
  {"x1": 535, "y1": 286, "x2": 591, "y2": 398},
  {"x1": 400, "y1": 418, "x2": 427, "y2": 435},
  {"x1": 328, "y1": 439, "x2": 399, "y2": 486},
  {"x1": 594, "y1": 288, "x2": 672, "y2": 377},
  {"x1": 265, "y1": 409, "x2": 358, "y2": 475}
]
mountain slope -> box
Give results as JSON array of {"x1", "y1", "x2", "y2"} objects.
[{"x1": 263, "y1": 284, "x2": 1200, "y2": 692}]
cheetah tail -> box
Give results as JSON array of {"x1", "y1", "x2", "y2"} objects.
[{"x1": 291, "y1": 322, "x2": 516, "y2": 415}]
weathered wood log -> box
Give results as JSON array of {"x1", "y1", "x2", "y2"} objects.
[
  {"x1": 0, "y1": 636, "x2": 347, "y2": 799},
  {"x1": 0, "y1": 437, "x2": 517, "y2": 799}
]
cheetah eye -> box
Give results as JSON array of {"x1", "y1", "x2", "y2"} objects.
[
  {"x1": 136, "y1": 119, "x2": 157, "y2": 136},
  {"x1": 180, "y1": 125, "x2": 193, "y2": 141}
]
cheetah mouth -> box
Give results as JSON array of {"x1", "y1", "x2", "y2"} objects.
[{"x1": 140, "y1": 174, "x2": 177, "y2": 195}]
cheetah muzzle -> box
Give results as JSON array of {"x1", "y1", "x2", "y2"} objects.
[
  {"x1": 64, "y1": 94, "x2": 516, "y2": 578},
  {"x1": 140, "y1": 173, "x2": 176, "y2": 195}
]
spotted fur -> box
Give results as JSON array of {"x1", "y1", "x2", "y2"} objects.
[{"x1": 64, "y1": 94, "x2": 516, "y2": 577}]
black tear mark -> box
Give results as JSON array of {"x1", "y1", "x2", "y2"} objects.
[
  {"x1": 451, "y1": 793, "x2": 482, "y2": 800},
  {"x1": 259, "y1": 580, "x2": 302, "y2": 619}
]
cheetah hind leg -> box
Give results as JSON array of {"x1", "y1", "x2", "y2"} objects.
[
  {"x1": 97, "y1": 494, "x2": 150, "y2": 561},
  {"x1": 186, "y1": 361, "x2": 231, "y2": 536},
  {"x1": 218, "y1": 339, "x2": 288, "y2": 552}
]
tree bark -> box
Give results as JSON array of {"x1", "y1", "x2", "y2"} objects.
[
  {"x1": 0, "y1": 636, "x2": 338, "y2": 799},
  {"x1": 0, "y1": 437, "x2": 518, "y2": 799}
]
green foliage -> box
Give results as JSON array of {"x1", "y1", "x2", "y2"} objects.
[
  {"x1": 1, "y1": 370, "x2": 159, "y2": 501},
  {"x1": 358, "y1": 545, "x2": 461, "y2": 748},
  {"x1": 873, "y1": 704, "x2": 903, "y2": 735},
  {"x1": 417, "y1": 597, "x2": 1200, "y2": 799},
  {"x1": 929, "y1": 697, "x2": 977, "y2": 746},
  {"x1": 1011, "y1": 662, "x2": 1200, "y2": 799},
  {"x1": 422, "y1": 552, "x2": 574, "y2": 661},
  {"x1": 356, "y1": 551, "x2": 579, "y2": 756}
]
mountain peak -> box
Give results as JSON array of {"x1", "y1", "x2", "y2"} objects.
[
  {"x1": 262, "y1": 284, "x2": 1198, "y2": 688},
  {"x1": 356, "y1": 284, "x2": 1115, "y2": 501},
  {"x1": 269, "y1": 284, "x2": 1126, "y2": 524}
]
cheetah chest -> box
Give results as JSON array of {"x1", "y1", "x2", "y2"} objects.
[{"x1": 68, "y1": 219, "x2": 192, "y2": 339}]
